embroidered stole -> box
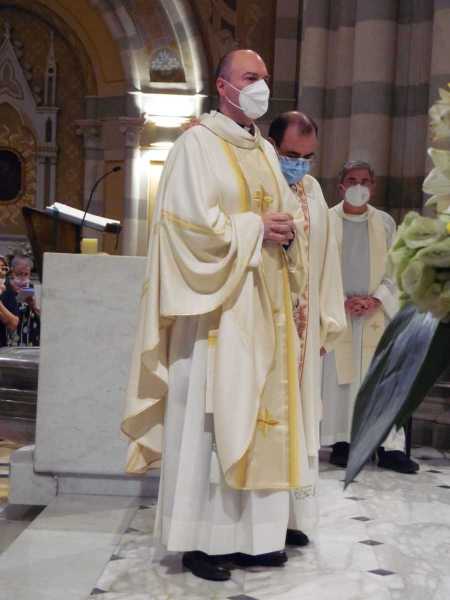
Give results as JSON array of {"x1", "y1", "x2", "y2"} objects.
[{"x1": 292, "y1": 181, "x2": 310, "y2": 384}]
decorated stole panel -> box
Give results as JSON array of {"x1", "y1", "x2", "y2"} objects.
[
  {"x1": 214, "y1": 140, "x2": 301, "y2": 490},
  {"x1": 292, "y1": 181, "x2": 310, "y2": 384}
]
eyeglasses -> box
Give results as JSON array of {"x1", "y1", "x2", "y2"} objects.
[
  {"x1": 301, "y1": 155, "x2": 317, "y2": 166},
  {"x1": 279, "y1": 152, "x2": 317, "y2": 164}
]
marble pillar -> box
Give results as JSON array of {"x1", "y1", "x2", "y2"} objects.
[{"x1": 119, "y1": 116, "x2": 147, "y2": 256}]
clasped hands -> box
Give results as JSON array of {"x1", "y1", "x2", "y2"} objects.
[
  {"x1": 345, "y1": 295, "x2": 381, "y2": 318},
  {"x1": 262, "y1": 212, "x2": 296, "y2": 245}
]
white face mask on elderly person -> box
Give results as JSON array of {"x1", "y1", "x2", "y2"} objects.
[
  {"x1": 344, "y1": 184, "x2": 371, "y2": 207},
  {"x1": 223, "y1": 79, "x2": 270, "y2": 120}
]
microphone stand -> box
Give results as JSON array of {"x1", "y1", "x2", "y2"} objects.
[{"x1": 80, "y1": 166, "x2": 121, "y2": 232}]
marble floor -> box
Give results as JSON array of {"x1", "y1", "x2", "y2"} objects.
[{"x1": 0, "y1": 448, "x2": 449, "y2": 600}]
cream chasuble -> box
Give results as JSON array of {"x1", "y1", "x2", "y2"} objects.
[
  {"x1": 121, "y1": 111, "x2": 318, "y2": 553},
  {"x1": 321, "y1": 203, "x2": 403, "y2": 449},
  {"x1": 292, "y1": 176, "x2": 346, "y2": 455}
]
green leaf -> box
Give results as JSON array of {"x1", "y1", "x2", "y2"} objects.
[{"x1": 345, "y1": 304, "x2": 450, "y2": 488}]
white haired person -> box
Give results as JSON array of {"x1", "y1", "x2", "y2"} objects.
[{"x1": 321, "y1": 160, "x2": 419, "y2": 474}]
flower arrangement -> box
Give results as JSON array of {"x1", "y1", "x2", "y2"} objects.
[{"x1": 388, "y1": 85, "x2": 450, "y2": 321}]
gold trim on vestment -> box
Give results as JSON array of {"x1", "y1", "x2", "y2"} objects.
[
  {"x1": 282, "y1": 254, "x2": 300, "y2": 487},
  {"x1": 208, "y1": 330, "x2": 218, "y2": 346},
  {"x1": 161, "y1": 209, "x2": 226, "y2": 235},
  {"x1": 188, "y1": 136, "x2": 301, "y2": 490},
  {"x1": 258, "y1": 147, "x2": 283, "y2": 208},
  {"x1": 292, "y1": 182, "x2": 310, "y2": 382},
  {"x1": 220, "y1": 140, "x2": 251, "y2": 212},
  {"x1": 257, "y1": 407, "x2": 280, "y2": 436},
  {"x1": 218, "y1": 142, "x2": 301, "y2": 490}
]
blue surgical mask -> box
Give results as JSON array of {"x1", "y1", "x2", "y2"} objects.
[{"x1": 279, "y1": 155, "x2": 311, "y2": 185}]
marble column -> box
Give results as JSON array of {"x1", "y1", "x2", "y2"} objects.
[
  {"x1": 35, "y1": 153, "x2": 47, "y2": 210},
  {"x1": 119, "y1": 116, "x2": 146, "y2": 256},
  {"x1": 48, "y1": 154, "x2": 57, "y2": 204}
]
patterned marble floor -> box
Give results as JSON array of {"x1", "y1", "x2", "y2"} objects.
[{"x1": 90, "y1": 448, "x2": 450, "y2": 600}]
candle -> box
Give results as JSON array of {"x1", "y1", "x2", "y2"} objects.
[{"x1": 81, "y1": 238, "x2": 98, "y2": 254}]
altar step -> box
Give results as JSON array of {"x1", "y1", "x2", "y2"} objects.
[{"x1": 8, "y1": 446, "x2": 160, "y2": 506}]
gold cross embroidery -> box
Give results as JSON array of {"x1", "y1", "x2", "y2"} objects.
[
  {"x1": 370, "y1": 322, "x2": 381, "y2": 331},
  {"x1": 253, "y1": 186, "x2": 273, "y2": 214},
  {"x1": 257, "y1": 407, "x2": 279, "y2": 436}
]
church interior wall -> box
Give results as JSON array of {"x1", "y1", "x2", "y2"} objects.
[{"x1": 0, "y1": 0, "x2": 449, "y2": 255}]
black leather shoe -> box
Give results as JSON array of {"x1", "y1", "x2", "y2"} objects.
[
  {"x1": 377, "y1": 449, "x2": 419, "y2": 474},
  {"x1": 286, "y1": 528, "x2": 309, "y2": 547},
  {"x1": 329, "y1": 441, "x2": 350, "y2": 467},
  {"x1": 182, "y1": 551, "x2": 231, "y2": 581},
  {"x1": 233, "y1": 550, "x2": 288, "y2": 567}
]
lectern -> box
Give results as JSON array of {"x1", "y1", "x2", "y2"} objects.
[{"x1": 22, "y1": 206, "x2": 121, "y2": 280}]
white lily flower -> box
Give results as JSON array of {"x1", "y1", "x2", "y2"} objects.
[
  {"x1": 429, "y1": 88, "x2": 450, "y2": 140},
  {"x1": 425, "y1": 194, "x2": 450, "y2": 213},
  {"x1": 428, "y1": 148, "x2": 450, "y2": 178},
  {"x1": 423, "y1": 167, "x2": 450, "y2": 196},
  {"x1": 438, "y1": 86, "x2": 450, "y2": 104}
]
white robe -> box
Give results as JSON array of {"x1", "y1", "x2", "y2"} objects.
[
  {"x1": 122, "y1": 112, "x2": 317, "y2": 555},
  {"x1": 157, "y1": 315, "x2": 304, "y2": 555},
  {"x1": 292, "y1": 176, "x2": 346, "y2": 455},
  {"x1": 321, "y1": 208, "x2": 404, "y2": 450}
]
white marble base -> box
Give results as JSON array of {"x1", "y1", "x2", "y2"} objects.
[
  {"x1": 9, "y1": 253, "x2": 154, "y2": 504},
  {"x1": 9, "y1": 446, "x2": 56, "y2": 506},
  {"x1": 34, "y1": 253, "x2": 147, "y2": 475},
  {"x1": 9, "y1": 446, "x2": 159, "y2": 505}
]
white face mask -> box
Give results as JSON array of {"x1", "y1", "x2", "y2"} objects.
[
  {"x1": 344, "y1": 184, "x2": 371, "y2": 207},
  {"x1": 223, "y1": 79, "x2": 270, "y2": 120}
]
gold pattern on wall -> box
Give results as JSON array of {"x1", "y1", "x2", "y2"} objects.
[
  {"x1": 0, "y1": 6, "x2": 96, "y2": 215},
  {"x1": 0, "y1": 103, "x2": 36, "y2": 235},
  {"x1": 192, "y1": 0, "x2": 276, "y2": 77},
  {"x1": 0, "y1": 2, "x2": 96, "y2": 95}
]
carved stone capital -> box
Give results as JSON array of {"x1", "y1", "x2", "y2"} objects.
[
  {"x1": 119, "y1": 116, "x2": 146, "y2": 148},
  {"x1": 75, "y1": 119, "x2": 103, "y2": 148}
]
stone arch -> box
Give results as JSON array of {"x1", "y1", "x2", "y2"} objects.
[
  {"x1": 92, "y1": 0, "x2": 208, "y2": 95},
  {"x1": 1, "y1": 0, "x2": 212, "y2": 256}
]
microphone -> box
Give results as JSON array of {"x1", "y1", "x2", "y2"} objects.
[{"x1": 80, "y1": 166, "x2": 122, "y2": 231}]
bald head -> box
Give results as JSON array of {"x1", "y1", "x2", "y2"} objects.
[
  {"x1": 215, "y1": 49, "x2": 266, "y2": 81},
  {"x1": 215, "y1": 49, "x2": 269, "y2": 125}
]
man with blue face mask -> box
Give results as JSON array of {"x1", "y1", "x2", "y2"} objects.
[
  {"x1": 122, "y1": 50, "x2": 318, "y2": 582},
  {"x1": 269, "y1": 112, "x2": 346, "y2": 537},
  {"x1": 321, "y1": 160, "x2": 419, "y2": 474}
]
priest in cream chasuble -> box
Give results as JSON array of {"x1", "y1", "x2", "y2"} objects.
[
  {"x1": 268, "y1": 111, "x2": 347, "y2": 465},
  {"x1": 121, "y1": 52, "x2": 317, "y2": 563}
]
